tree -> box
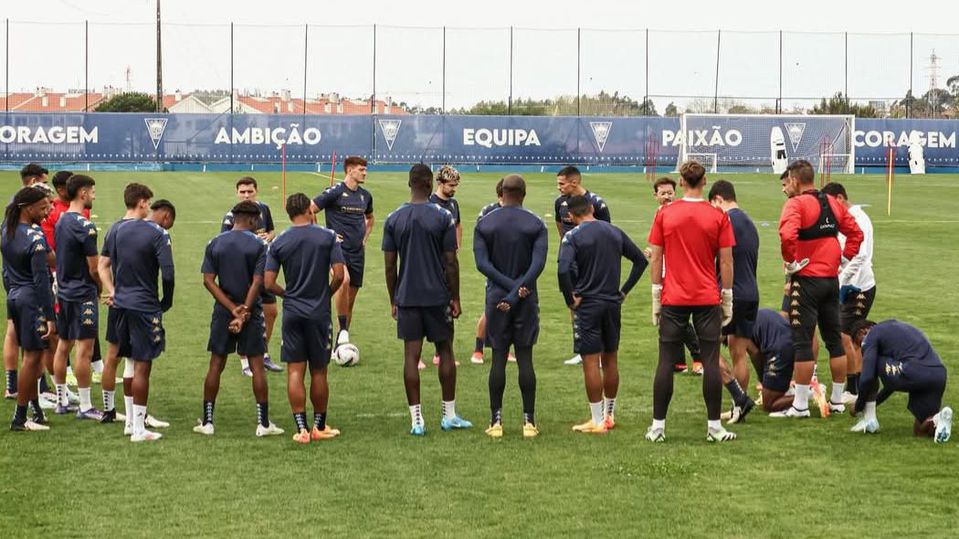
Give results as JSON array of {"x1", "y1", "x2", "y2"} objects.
[
  {"x1": 95, "y1": 92, "x2": 159, "y2": 113},
  {"x1": 810, "y1": 92, "x2": 877, "y2": 118},
  {"x1": 664, "y1": 102, "x2": 678, "y2": 117}
]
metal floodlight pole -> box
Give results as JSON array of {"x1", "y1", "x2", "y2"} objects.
[
  {"x1": 713, "y1": 29, "x2": 721, "y2": 114},
  {"x1": 576, "y1": 27, "x2": 581, "y2": 116},
  {"x1": 155, "y1": 0, "x2": 163, "y2": 112},
  {"x1": 508, "y1": 26, "x2": 513, "y2": 116}
]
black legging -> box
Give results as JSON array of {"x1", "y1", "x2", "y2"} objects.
[{"x1": 489, "y1": 345, "x2": 536, "y2": 419}]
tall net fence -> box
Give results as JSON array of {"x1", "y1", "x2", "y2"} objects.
[{"x1": 2, "y1": 21, "x2": 959, "y2": 118}]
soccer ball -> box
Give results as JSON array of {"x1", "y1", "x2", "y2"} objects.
[{"x1": 333, "y1": 343, "x2": 360, "y2": 367}]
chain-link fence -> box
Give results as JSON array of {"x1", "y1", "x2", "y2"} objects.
[{"x1": 3, "y1": 21, "x2": 959, "y2": 118}]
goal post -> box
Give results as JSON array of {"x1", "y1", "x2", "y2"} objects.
[{"x1": 676, "y1": 113, "x2": 855, "y2": 174}]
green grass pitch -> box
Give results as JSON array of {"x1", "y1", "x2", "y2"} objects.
[{"x1": 0, "y1": 169, "x2": 957, "y2": 537}]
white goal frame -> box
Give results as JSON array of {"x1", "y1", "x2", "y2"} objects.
[
  {"x1": 677, "y1": 113, "x2": 855, "y2": 174},
  {"x1": 685, "y1": 152, "x2": 718, "y2": 173}
]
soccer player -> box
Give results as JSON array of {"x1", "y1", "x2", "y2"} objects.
[
  {"x1": 195, "y1": 201, "x2": 283, "y2": 437},
  {"x1": 849, "y1": 319, "x2": 952, "y2": 443},
  {"x1": 264, "y1": 193, "x2": 345, "y2": 444},
  {"x1": 750, "y1": 308, "x2": 800, "y2": 415},
  {"x1": 777, "y1": 160, "x2": 862, "y2": 418},
  {"x1": 558, "y1": 195, "x2": 647, "y2": 434},
  {"x1": 99, "y1": 191, "x2": 175, "y2": 442},
  {"x1": 222, "y1": 177, "x2": 283, "y2": 375},
  {"x1": 708, "y1": 180, "x2": 760, "y2": 423},
  {"x1": 311, "y1": 157, "x2": 374, "y2": 353},
  {"x1": 820, "y1": 182, "x2": 876, "y2": 406},
  {"x1": 474, "y1": 175, "x2": 547, "y2": 438},
  {"x1": 470, "y1": 178, "x2": 506, "y2": 365},
  {"x1": 427, "y1": 165, "x2": 463, "y2": 368},
  {"x1": 383, "y1": 164, "x2": 472, "y2": 436},
  {"x1": 4, "y1": 187, "x2": 55, "y2": 431},
  {"x1": 98, "y1": 184, "x2": 154, "y2": 428},
  {"x1": 554, "y1": 165, "x2": 611, "y2": 366},
  {"x1": 646, "y1": 177, "x2": 703, "y2": 375},
  {"x1": 52, "y1": 175, "x2": 103, "y2": 420},
  {"x1": 647, "y1": 161, "x2": 736, "y2": 443}
]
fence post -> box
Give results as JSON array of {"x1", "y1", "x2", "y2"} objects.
[
  {"x1": 644, "y1": 28, "x2": 649, "y2": 117},
  {"x1": 576, "y1": 27, "x2": 581, "y2": 116},
  {"x1": 84, "y1": 20, "x2": 89, "y2": 111},
  {"x1": 778, "y1": 30, "x2": 783, "y2": 114},
  {"x1": 844, "y1": 32, "x2": 849, "y2": 110},
  {"x1": 908, "y1": 32, "x2": 913, "y2": 118},
  {"x1": 302, "y1": 23, "x2": 308, "y2": 120},
  {"x1": 229, "y1": 22, "x2": 234, "y2": 115},
  {"x1": 371, "y1": 24, "x2": 376, "y2": 114},
  {"x1": 713, "y1": 29, "x2": 721, "y2": 114},
  {"x1": 442, "y1": 26, "x2": 446, "y2": 114},
  {"x1": 508, "y1": 26, "x2": 513, "y2": 115},
  {"x1": 4, "y1": 18, "x2": 8, "y2": 114},
  {"x1": 155, "y1": 0, "x2": 162, "y2": 113}
]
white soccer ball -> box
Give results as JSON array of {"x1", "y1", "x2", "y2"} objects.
[{"x1": 333, "y1": 343, "x2": 360, "y2": 367}]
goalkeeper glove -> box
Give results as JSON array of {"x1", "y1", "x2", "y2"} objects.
[
  {"x1": 839, "y1": 284, "x2": 861, "y2": 304},
  {"x1": 784, "y1": 258, "x2": 809, "y2": 277},
  {"x1": 651, "y1": 284, "x2": 663, "y2": 326},
  {"x1": 721, "y1": 288, "x2": 733, "y2": 327}
]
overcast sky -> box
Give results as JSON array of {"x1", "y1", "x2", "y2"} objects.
[{"x1": 5, "y1": 0, "x2": 959, "y2": 111}]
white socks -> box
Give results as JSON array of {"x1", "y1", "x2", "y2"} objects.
[
  {"x1": 652, "y1": 418, "x2": 666, "y2": 431},
  {"x1": 409, "y1": 404, "x2": 423, "y2": 427},
  {"x1": 708, "y1": 419, "x2": 721, "y2": 431},
  {"x1": 132, "y1": 404, "x2": 147, "y2": 436},
  {"x1": 793, "y1": 384, "x2": 810, "y2": 410},
  {"x1": 124, "y1": 395, "x2": 134, "y2": 430},
  {"x1": 442, "y1": 400, "x2": 457, "y2": 420},
  {"x1": 864, "y1": 401, "x2": 877, "y2": 422},
  {"x1": 589, "y1": 401, "x2": 604, "y2": 425},
  {"x1": 239, "y1": 357, "x2": 250, "y2": 371},
  {"x1": 91, "y1": 359, "x2": 104, "y2": 374},
  {"x1": 56, "y1": 384, "x2": 68, "y2": 407},
  {"x1": 78, "y1": 387, "x2": 92, "y2": 412},
  {"x1": 831, "y1": 383, "x2": 844, "y2": 403}
]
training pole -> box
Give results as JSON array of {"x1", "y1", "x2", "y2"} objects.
[
  {"x1": 281, "y1": 143, "x2": 287, "y2": 203},
  {"x1": 329, "y1": 151, "x2": 337, "y2": 187},
  {"x1": 886, "y1": 145, "x2": 895, "y2": 216}
]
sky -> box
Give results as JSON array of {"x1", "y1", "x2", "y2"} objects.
[{"x1": 4, "y1": 0, "x2": 959, "y2": 111}]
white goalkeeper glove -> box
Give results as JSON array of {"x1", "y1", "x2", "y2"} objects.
[
  {"x1": 51, "y1": 271, "x2": 58, "y2": 298},
  {"x1": 784, "y1": 258, "x2": 809, "y2": 277},
  {"x1": 721, "y1": 288, "x2": 733, "y2": 327},
  {"x1": 651, "y1": 284, "x2": 663, "y2": 326}
]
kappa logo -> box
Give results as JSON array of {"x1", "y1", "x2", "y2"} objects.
[
  {"x1": 784, "y1": 122, "x2": 806, "y2": 152},
  {"x1": 589, "y1": 121, "x2": 612, "y2": 152},
  {"x1": 378, "y1": 119, "x2": 402, "y2": 151},
  {"x1": 144, "y1": 118, "x2": 168, "y2": 150}
]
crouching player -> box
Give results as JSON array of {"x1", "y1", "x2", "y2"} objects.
[
  {"x1": 849, "y1": 320, "x2": 952, "y2": 443},
  {"x1": 195, "y1": 201, "x2": 283, "y2": 437},
  {"x1": 473, "y1": 175, "x2": 547, "y2": 438},
  {"x1": 265, "y1": 194, "x2": 345, "y2": 444}
]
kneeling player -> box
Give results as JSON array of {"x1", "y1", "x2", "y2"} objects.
[
  {"x1": 265, "y1": 194, "x2": 345, "y2": 444},
  {"x1": 849, "y1": 320, "x2": 952, "y2": 443},
  {"x1": 195, "y1": 201, "x2": 282, "y2": 437},
  {"x1": 558, "y1": 196, "x2": 647, "y2": 434},
  {"x1": 474, "y1": 175, "x2": 547, "y2": 438}
]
